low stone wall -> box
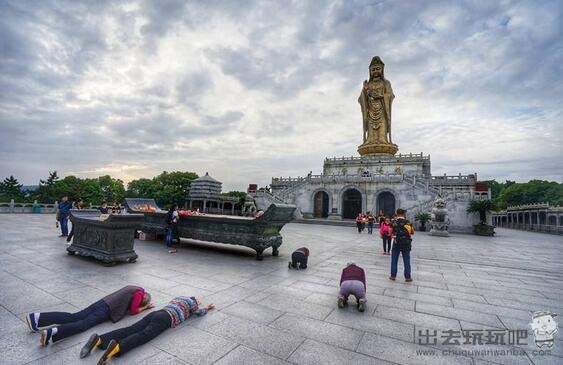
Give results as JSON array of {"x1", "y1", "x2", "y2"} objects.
[{"x1": 0, "y1": 201, "x2": 57, "y2": 214}]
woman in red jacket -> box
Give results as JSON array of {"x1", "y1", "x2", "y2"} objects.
[{"x1": 379, "y1": 217, "x2": 393, "y2": 255}]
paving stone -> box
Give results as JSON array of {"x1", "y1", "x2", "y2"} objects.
[
  {"x1": 259, "y1": 294, "x2": 333, "y2": 320},
  {"x1": 221, "y1": 301, "x2": 284, "y2": 324},
  {"x1": 382, "y1": 288, "x2": 453, "y2": 306},
  {"x1": 451, "y1": 299, "x2": 532, "y2": 321},
  {"x1": 153, "y1": 325, "x2": 237, "y2": 365},
  {"x1": 415, "y1": 302, "x2": 505, "y2": 328},
  {"x1": 325, "y1": 309, "x2": 414, "y2": 342},
  {"x1": 214, "y1": 345, "x2": 290, "y2": 365},
  {"x1": 357, "y1": 332, "x2": 473, "y2": 365},
  {"x1": 136, "y1": 352, "x2": 190, "y2": 364},
  {"x1": 288, "y1": 339, "x2": 391, "y2": 365},
  {"x1": 270, "y1": 313, "x2": 364, "y2": 351},
  {"x1": 366, "y1": 293, "x2": 416, "y2": 312},
  {"x1": 374, "y1": 306, "x2": 462, "y2": 331},
  {"x1": 25, "y1": 341, "x2": 159, "y2": 365},
  {"x1": 291, "y1": 280, "x2": 340, "y2": 295},
  {"x1": 418, "y1": 286, "x2": 487, "y2": 303},
  {"x1": 206, "y1": 315, "x2": 304, "y2": 359}
]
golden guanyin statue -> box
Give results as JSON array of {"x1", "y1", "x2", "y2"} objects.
[{"x1": 358, "y1": 56, "x2": 398, "y2": 156}]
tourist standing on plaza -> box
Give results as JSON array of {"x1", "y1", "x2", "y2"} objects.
[
  {"x1": 66, "y1": 198, "x2": 85, "y2": 243},
  {"x1": 338, "y1": 263, "x2": 366, "y2": 312},
  {"x1": 57, "y1": 195, "x2": 72, "y2": 237},
  {"x1": 111, "y1": 201, "x2": 121, "y2": 214},
  {"x1": 165, "y1": 204, "x2": 180, "y2": 253},
  {"x1": 355, "y1": 213, "x2": 364, "y2": 233},
  {"x1": 378, "y1": 209, "x2": 386, "y2": 224},
  {"x1": 380, "y1": 217, "x2": 393, "y2": 255},
  {"x1": 26, "y1": 286, "x2": 153, "y2": 346},
  {"x1": 288, "y1": 247, "x2": 310, "y2": 269},
  {"x1": 98, "y1": 200, "x2": 109, "y2": 214},
  {"x1": 80, "y1": 296, "x2": 214, "y2": 364},
  {"x1": 389, "y1": 208, "x2": 414, "y2": 282},
  {"x1": 367, "y1": 212, "x2": 375, "y2": 234}
]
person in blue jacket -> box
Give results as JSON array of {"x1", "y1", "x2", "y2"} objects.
[{"x1": 57, "y1": 195, "x2": 72, "y2": 237}]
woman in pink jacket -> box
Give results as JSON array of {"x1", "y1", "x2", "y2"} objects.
[{"x1": 379, "y1": 217, "x2": 393, "y2": 255}]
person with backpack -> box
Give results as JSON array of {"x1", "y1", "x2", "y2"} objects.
[
  {"x1": 389, "y1": 208, "x2": 414, "y2": 282},
  {"x1": 165, "y1": 204, "x2": 180, "y2": 253},
  {"x1": 288, "y1": 247, "x2": 309, "y2": 270},
  {"x1": 379, "y1": 216, "x2": 393, "y2": 255}
]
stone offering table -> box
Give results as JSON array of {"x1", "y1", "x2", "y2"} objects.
[
  {"x1": 67, "y1": 209, "x2": 144, "y2": 266},
  {"x1": 132, "y1": 203, "x2": 296, "y2": 260}
]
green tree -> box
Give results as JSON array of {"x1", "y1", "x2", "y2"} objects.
[
  {"x1": 0, "y1": 175, "x2": 24, "y2": 201},
  {"x1": 34, "y1": 171, "x2": 60, "y2": 203},
  {"x1": 222, "y1": 191, "x2": 247, "y2": 205},
  {"x1": 98, "y1": 175, "x2": 126, "y2": 203},
  {"x1": 126, "y1": 178, "x2": 155, "y2": 198},
  {"x1": 497, "y1": 180, "x2": 563, "y2": 208},
  {"x1": 127, "y1": 171, "x2": 198, "y2": 207}
]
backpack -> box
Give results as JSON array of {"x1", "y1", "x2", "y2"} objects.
[
  {"x1": 164, "y1": 210, "x2": 174, "y2": 225},
  {"x1": 394, "y1": 219, "x2": 412, "y2": 251}
]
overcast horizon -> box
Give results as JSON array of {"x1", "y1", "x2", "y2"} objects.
[{"x1": 1, "y1": 0, "x2": 562, "y2": 191}]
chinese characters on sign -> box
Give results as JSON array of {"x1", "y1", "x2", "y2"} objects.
[{"x1": 418, "y1": 329, "x2": 528, "y2": 346}]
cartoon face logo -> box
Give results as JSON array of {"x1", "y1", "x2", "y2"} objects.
[{"x1": 529, "y1": 311, "x2": 558, "y2": 348}]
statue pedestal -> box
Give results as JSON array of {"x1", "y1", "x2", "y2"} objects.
[
  {"x1": 358, "y1": 142, "x2": 398, "y2": 156},
  {"x1": 429, "y1": 228, "x2": 450, "y2": 237}
]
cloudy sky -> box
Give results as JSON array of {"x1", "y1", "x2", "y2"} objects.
[{"x1": 1, "y1": 0, "x2": 562, "y2": 191}]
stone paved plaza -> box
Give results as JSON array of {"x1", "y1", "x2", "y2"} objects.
[{"x1": 1, "y1": 215, "x2": 562, "y2": 365}]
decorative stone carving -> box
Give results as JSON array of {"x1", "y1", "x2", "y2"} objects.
[
  {"x1": 67, "y1": 210, "x2": 144, "y2": 266},
  {"x1": 358, "y1": 56, "x2": 399, "y2": 156},
  {"x1": 242, "y1": 194, "x2": 257, "y2": 217},
  {"x1": 429, "y1": 197, "x2": 450, "y2": 237},
  {"x1": 139, "y1": 203, "x2": 296, "y2": 260}
]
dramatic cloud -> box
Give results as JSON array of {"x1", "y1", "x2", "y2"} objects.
[{"x1": 1, "y1": 0, "x2": 562, "y2": 191}]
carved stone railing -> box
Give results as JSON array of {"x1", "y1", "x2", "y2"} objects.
[{"x1": 0, "y1": 200, "x2": 58, "y2": 213}]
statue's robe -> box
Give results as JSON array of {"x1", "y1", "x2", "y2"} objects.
[{"x1": 359, "y1": 79, "x2": 394, "y2": 144}]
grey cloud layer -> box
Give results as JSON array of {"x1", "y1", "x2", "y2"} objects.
[{"x1": 1, "y1": 0, "x2": 562, "y2": 190}]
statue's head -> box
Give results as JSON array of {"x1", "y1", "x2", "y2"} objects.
[
  {"x1": 369, "y1": 56, "x2": 385, "y2": 80},
  {"x1": 434, "y1": 198, "x2": 446, "y2": 209}
]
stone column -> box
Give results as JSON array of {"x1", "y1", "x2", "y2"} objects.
[
  {"x1": 327, "y1": 190, "x2": 340, "y2": 220},
  {"x1": 203, "y1": 200, "x2": 207, "y2": 213}
]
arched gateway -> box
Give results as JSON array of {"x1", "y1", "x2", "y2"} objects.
[
  {"x1": 342, "y1": 188, "x2": 362, "y2": 219},
  {"x1": 377, "y1": 191, "x2": 396, "y2": 217},
  {"x1": 313, "y1": 191, "x2": 329, "y2": 218}
]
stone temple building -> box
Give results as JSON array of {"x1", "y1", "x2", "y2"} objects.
[{"x1": 252, "y1": 56, "x2": 490, "y2": 233}]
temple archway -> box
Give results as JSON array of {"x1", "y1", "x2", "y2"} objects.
[
  {"x1": 342, "y1": 188, "x2": 362, "y2": 219},
  {"x1": 377, "y1": 191, "x2": 396, "y2": 217},
  {"x1": 313, "y1": 191, "x2": 329, "y2": 218}
]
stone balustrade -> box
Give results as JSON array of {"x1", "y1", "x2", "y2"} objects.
[
  {"x1": 492, "y1": 202, "x2": 563, "y2": 235},
  {"x1": 0, "y1": 200, "x2": 57, "y2": 213}
]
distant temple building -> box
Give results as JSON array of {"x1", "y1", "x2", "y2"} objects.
[
  {"x1": 251, "y1": 56, "x2": 490, "y2": 233},
  {"x1": 186, "y1": 173, "x2": 240, "y2": 215}
]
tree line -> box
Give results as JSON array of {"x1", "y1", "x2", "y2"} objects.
[
  {"x1": 0, "y1": 171, "x2": 217, "y2": 208},
  {"x1": 485, "y1": 179, "x2": 563, "y2": 209}
]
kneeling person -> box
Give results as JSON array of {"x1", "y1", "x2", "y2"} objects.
[
  {"x1": 288, "y1": 247, "x2": 309, "y2": 270},
  {"x1": 338, "y1": 263, "x2": 366, "y2": 312},
  {"x1": 80, "y1": 296, "x2": 214, "y2": 364}
]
